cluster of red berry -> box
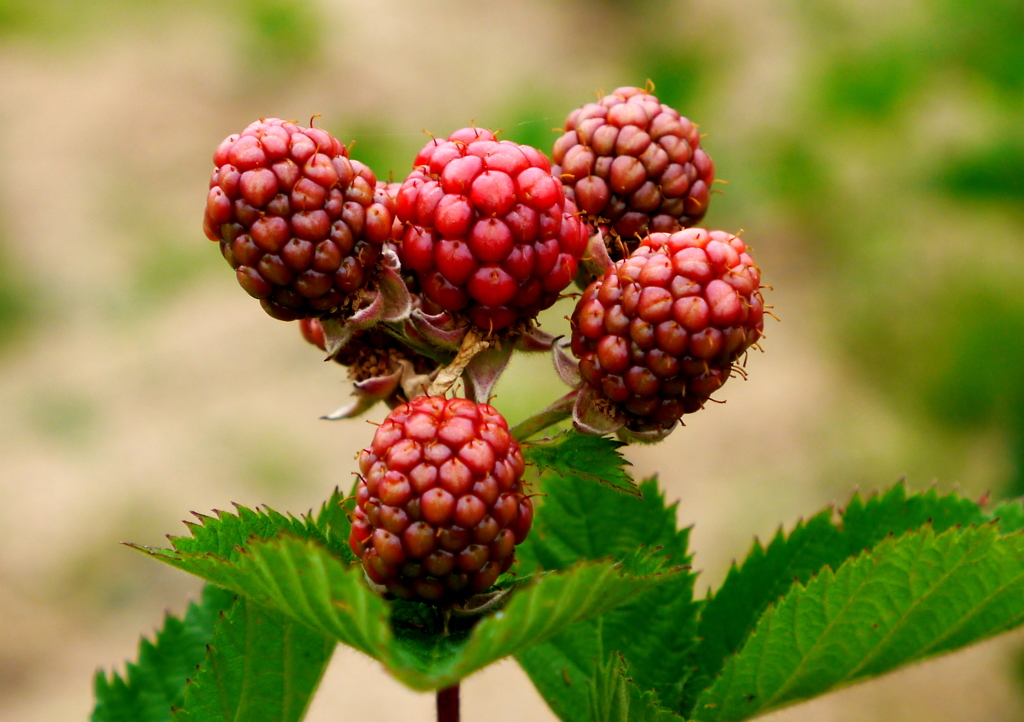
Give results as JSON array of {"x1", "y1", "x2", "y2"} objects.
[{"x1": 202, "y1": 86, "x2": 766, "y2": 602}]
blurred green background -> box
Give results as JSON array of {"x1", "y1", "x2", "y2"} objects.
[{"x1": 1, "y1": 1, "x2": 1023, "y2": 720}]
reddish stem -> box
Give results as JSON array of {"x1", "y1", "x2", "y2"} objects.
[{"x1": 437, "y1": 684, "x2": 460, "y2": 722}]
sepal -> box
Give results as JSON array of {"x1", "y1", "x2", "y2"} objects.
[
  {"x1": 573, "y1": 386, "x2": 626, "y2": 436},
  {"x1": 320, "y1": 249, "x2": 415, "y2": 359},
  {"x1": 553, "y1": 336, "x2": 582, "y2": 387},
  {"x1": 462, "y1": 338, "x2": 516, "y2": 404}
]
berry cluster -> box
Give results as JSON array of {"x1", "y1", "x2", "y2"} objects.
[
  {"x1": 553, "y1": 86, "x2": 714, "y2": 253},
  {"x1": 204, "y1": 119, "x2": 393, "y2": 320},
  {"x1": 202, "y1": 90, "x2": 766, "y2": 599},
  {"x1": 395, "y1": 128, "x2": 587, "y2": 331},
  {"x1": 571, "y1": 229, "x2": 763, "y2": 430},
  {"x1": 349, "y1": 396, "x2": 532, "y2": 602}
]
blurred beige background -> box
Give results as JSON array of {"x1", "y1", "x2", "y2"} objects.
[{"x1": 2, "y1": 0, "x2": 1023, "y2": 720}]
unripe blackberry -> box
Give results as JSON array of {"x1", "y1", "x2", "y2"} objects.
[
  {"x1": 553, "y1": 86, "x2": 715, "y2": 257},
  {"x1": 571, "y1": 229, "x2": 763, "y2": 430},
  {"x1": 204, "y1": 118, "x2": 394, "y2": 321},
  {"x1": 395, "y1": 128, "x2": 587, "y2": 331},
  {"x1": 350, "y1": 396, "x2": 532, "y2": 603}
]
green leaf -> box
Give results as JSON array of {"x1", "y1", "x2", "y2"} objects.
[
  {"x1": 990, "y1": 498, "x2": 1024, "y2": 533},
  {"x1": 167, "y1": 487, "x2": 356, "y2": 565},
  {"x1": 584, "y1": 654, "x2": 686, "y2": 722},
  {"x1": 691, "y1": 523, "x2": 1024, "y2": 721},
  {"x1": 174, "y1": 596, "x2": 334, "y2": 722},
  {"x1": 525, "y1": 430, "x2": 640, "y2": 497},
  {"x1": 516, "y1": 473, "x2": 700, "y2": 720},
  {"x1": 134, "y1": 506, "x2": 682, "y2": 690},
  {"x1": 158, "y1": 488, "x2": 355, "y2": 566},
  {"x1": 92, "y1": 584, "x2": 236, "y2": 722},
  {"x1": 681, "y1": 482, "x2": 989, "y2": 713}
]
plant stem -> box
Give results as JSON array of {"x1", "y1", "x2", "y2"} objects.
[
  {"x1": 510, "y1": 389, "x2": 578, "y2": 442},
  {"x1": 437, "y1": 684, "x2": 460, "y2": 722}
]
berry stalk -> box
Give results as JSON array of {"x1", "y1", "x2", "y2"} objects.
[
  {"x1": 510, "y1": 390, "x2": 577, "y2": 442},
  {"x1": 437, "y1": 684, "x2": 460, "y2": 722}
]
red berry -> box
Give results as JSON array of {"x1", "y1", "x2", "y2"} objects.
[
  {"x1": 553, "y1": 87, "x2": 715, "y2": 261},
  {"x1": 394, "y1": 128, "x2": 586, "y2": 331},
  {"x1": 571, "y1": 229, "x2": 764, "y2": 430},
  {"x1": 204, "y1": 119, "x2": 393, "y2": 320},
  {"x1": 350, "y1": 396, "x2": 531, "y2": 603}
]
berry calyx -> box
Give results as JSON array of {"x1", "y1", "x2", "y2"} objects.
[
  {"x1": 570, "y1": 229, "x2": 764, "y2": 433},
  {"x1": 299, "y1": 318, "x2": 433, "y2": 383},
  {"x1": 204, "y1": 118, "x2": 394, "y2": 321},
  {"x1": 394, "y1": 128, "x2": 587, "y2": 331},
  {"x1": 350, "y1": 396, "x2": 532, "y2": 603},
  {"x1": 553, "y1": 86, "x2": 715, "y2": 261}
]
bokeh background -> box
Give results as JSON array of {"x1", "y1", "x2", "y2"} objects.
[{"x1": 2, "y1": 0, "x2": 1023, "y2": 719}]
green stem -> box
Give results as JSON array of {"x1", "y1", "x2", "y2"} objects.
[
  {"x1": 437, "y1": 684, "x2": 460, "y2": 722},
  {"x1": 511, "y1": 389, "x2": 578, "y2": 442}
]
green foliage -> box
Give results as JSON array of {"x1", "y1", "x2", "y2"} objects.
[
  {"x1": 681, "y1": 482, "x2": 987, "y2": 713},
  {"x1": 114, "y1": 430, "x2": 1024, "y2": 722},
  {"x1": 0, "y1": 241, "x2": 37, "y2": 353},
  {"x1": 641, "y1": 47, "x2": 707, "y2": 114},
  {"x1": 516, "y1": 464, "x2": 699, "y2": 718},
  {"x1": 846, "y1": 278, "x2": 1024, "y2": 464},
  {"x1": 584, "y1": 654, "x2": 684, "y2": 722},
  {"x1": 936, "y1": 138, "x2": 1024, "y2": 202},
  {"x1": 175, "y1": 596, "x2": 334, "y2": 722},
  {"x1": 157, "y1": 487, "x2": 354, "y2": 565},
  {"x1": 237, "y1": 0, "x2": 323, "y2": 70},
  {"x1": 134, "y1": 493, "x2": 683, "y2": 691},
  {"x1": 524, "y1": 430, "x2": 640, "y2": 498},
  {"x1": 690, "y1": 522, "x2": 1024, "y2": 720},
  {"x1": 819, "y1": 39, "x2": 927, "y2": 121},
  {"x1": 92, "y1": 585, "x2": 236, "y2": 722}
]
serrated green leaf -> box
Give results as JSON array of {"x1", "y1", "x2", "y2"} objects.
[
  {"x1": 585, "y1": 654, "x2": 687, "y2": 722},
  {"x1": 174, "y1": 596, "x2": 334, "y2": 722},
  {"x1": 516, "y1": 474, "x2": 699, "y2": 720},
  {"x1": 990, "y1": 498, "x2": 1024, "y2": 533},
  {"x1": 92, "y1": 585, "x2": 236, "y2": 722},
  {"x1": 525, "y1": 430, "x2": 640, "y2": 497},
  {"x1": 134, "y1": 507, "x2": 683, "y2": 690},
  {"x1": 681, "y1": 482, "x2": 990, "y2": 714},
  {"x1": 165, "y1": 488, "x2": 355, "y2": 565},
  {"x1": 691, "y1": 523, "x2": 1024, "y2": 721}
]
